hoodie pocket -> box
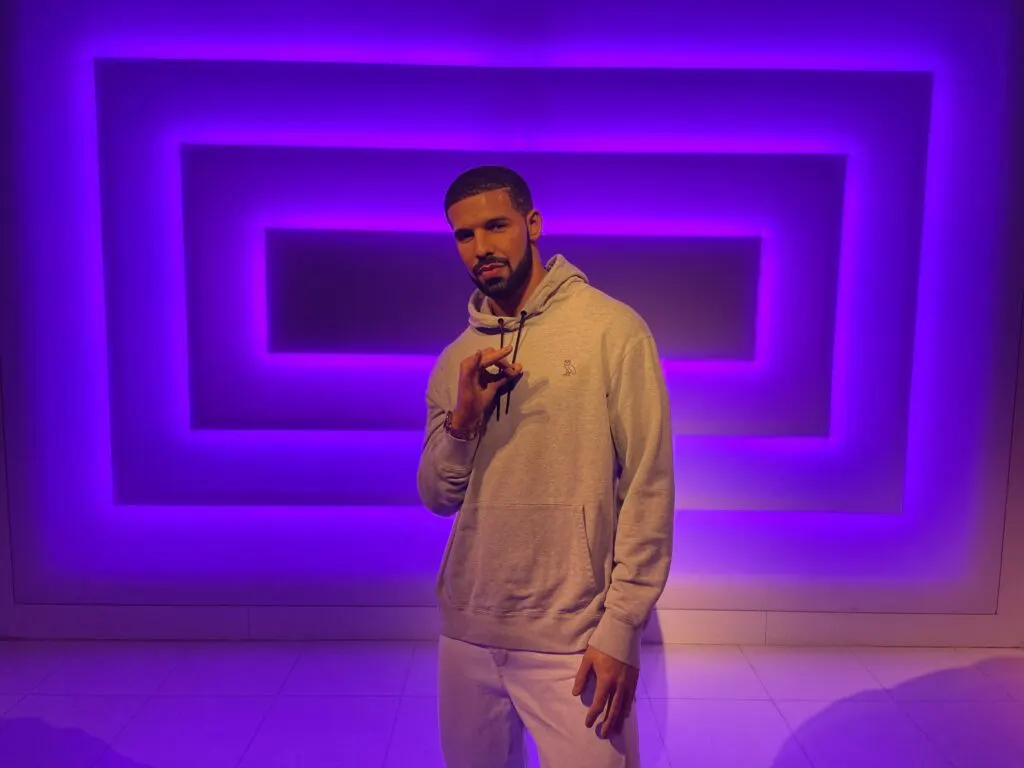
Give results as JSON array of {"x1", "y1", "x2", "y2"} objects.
[{"x1": 443, "y1": 502, "x2": 599, "y2": 615}]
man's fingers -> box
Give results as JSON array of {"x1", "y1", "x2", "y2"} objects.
[
  {"x1": 599, "y1": 686, "x2": 625, "y2": 739},
  {"x1": 481, "y1": 360, "x2": 522, "y2": 386},
  {"x1": 459, "y1": 350, "x2": 483, "y2": 379},
  {"x1": 477, "y1": 345, "x2": 514, "y2": 368},
  {"x1": 622, "y1": 684, "x2": 635, "y2": 722},
  {"x1": 572, "y1": 657, "x2": 592, "y2": 697},
  {"x1": 585, "y1": 681, "x2": 613, "y2": 729},
  {"x1": 485, "y1": 358, "x2": 519, "y2": 376}
]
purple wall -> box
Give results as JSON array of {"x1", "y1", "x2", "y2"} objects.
[{"x1": 1, "y1": 1, "x2": 1021, "y2": 626}]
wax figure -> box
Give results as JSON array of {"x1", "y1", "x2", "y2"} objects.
[{"x1": 417, "y1": 165, "x2": 675, "y2": 767}]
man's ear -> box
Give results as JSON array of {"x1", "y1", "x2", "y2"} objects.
[{"x1": 526, "y1": 209, "x2": 543, "y2": 241}]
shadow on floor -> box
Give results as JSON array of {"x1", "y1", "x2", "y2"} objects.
[
  {"x1": 769, "y1": 654, "x2": 1024, "y2": 768},
  {"x1": 0, "y1": 714, "x2": 151, "y2": 767}
]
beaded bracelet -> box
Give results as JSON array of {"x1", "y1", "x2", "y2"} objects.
[{"x1": 443, "y1": 410, "x2": 483, "y2": 441}]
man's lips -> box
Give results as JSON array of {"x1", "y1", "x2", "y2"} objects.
[{"x1": 477, "y1": 263, "x2": 507, "y2": 276}]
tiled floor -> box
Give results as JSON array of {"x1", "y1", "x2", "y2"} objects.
[{"x1": 0, "y1": 640, "x2": 1021, "y2": 767}]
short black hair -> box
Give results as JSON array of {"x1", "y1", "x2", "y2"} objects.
[{"x1": 443, "y1": 165, "x2": 533, "y2": 217}]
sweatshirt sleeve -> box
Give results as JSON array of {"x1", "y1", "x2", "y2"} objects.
[
  {"x1": 587, "y1": 333, "x2": 675, "y2": 669},
  {"x1": 416, "y1": 357, "x2": 480, "y2": 517}
]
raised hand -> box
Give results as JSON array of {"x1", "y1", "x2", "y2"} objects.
[{"x1": 451, "y1": 345, "x2": 523, "y2": 430}]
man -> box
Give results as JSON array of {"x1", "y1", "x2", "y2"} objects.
[{"x1": 417, "y1": 165, "x2": 675, "y2": 767}]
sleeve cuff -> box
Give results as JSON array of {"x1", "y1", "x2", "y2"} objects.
[
  {"x1": 588, "y1": 611, "x2": 642, "y2": 669},
  {"x1": 435, "y1": 429, "x2": 480, "y2": 469}
]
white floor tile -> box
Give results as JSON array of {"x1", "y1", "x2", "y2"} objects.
[
  {"x1": 651, "y1": 698, "x2": 812, "y2": 768},
  {"x1": 36, "y1": 641, "x2": 186, "y2": 696},
  {"x1": 851, "y1": 647, "x2": 1011, "y2": 701},
  {"x1": 742, "y1": 645, "x2": 889, "y2": 701},
  {"x1": 902, "y1": 700, "x2": 1024, "y2": 768},
  {"x1": 641, "y1": 644, "x2": 769, "y2": 699},
  {"x1": 0, "y1": 641, "x2": 70, "y2": 694},
  {"x1": 631, "y1": 696, "x2": 673, "y2": 768},
  {"x1": 281, "y1": 641, "x2": 414, "y2": 695},
  {"x1": 953, "y1": 647, "x2": 1024, "y2": 701},
  {"x1": 95, "y1": 695, "x2": 273, "y2": 768},
  {"x1": 0, "y1": 694, "x2": 146, "y2": 768},
  {"x1": 157, "y1": 641, "x2": 300, "y2": 696},
  {"x1": 402, "y1": 641, "x2": 440, "y2": 696},
  {"x1": 385, "y1": 695, "x2": 445, "y2": 768},
  {"x1": 777, "y1": 699, "x2": 951, "y2": 768},
  {"x1": 239, "y1": 695, "x2": 400, "y2": 767}
]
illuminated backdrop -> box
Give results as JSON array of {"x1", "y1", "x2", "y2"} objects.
[{"x1": 1, "y1": 0, "x2": 1020, "y2": 630}]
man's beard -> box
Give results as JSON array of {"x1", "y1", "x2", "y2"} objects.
[{"x1": 471, "y1": 240, "x2": 533, "y2": 301}]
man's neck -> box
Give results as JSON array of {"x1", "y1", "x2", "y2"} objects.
[
  {"x1": 490, "y1": 293, "x2": 527, "y2": 319},
  {"x1": 490, "y1": 260, "x2": 547, "y2": 318}
]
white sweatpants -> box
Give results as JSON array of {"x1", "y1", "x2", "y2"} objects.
[{"x1": 437, "y1": 634, "x2": 641, "y2": 767}]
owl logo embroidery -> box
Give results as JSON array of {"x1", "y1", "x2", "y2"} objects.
[{"x1": 562, "y1": 359, "x2": 577, "y2": 376}]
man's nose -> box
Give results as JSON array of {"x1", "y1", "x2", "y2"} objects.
[{"x1": 474, "y1": 235, "x2": 494, "y2": 259}]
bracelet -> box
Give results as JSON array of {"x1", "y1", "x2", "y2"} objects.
[{"x1": 443, "y1": 410, "x2": 483, "y2": 441}]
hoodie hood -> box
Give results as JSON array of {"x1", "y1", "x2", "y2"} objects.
[{"x1": 467, "y1": 254, "x2": 589, "y2": 332}]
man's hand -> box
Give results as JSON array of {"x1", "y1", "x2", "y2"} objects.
[
  {"x1": 572, "y1": 645, "x2": 639, "y2": 739},
  {"x1": 451, "y1": 345, "x2": 523, "y2": 429}
]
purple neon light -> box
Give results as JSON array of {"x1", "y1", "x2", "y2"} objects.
[
  {"x1": 175, "y1": 145, "x2": 842, "y2": 441},
  {"x1": 194, "y1": 149, "x2": 835, "y2": 438},
  {"x1": 79, "y1": 61, "x2": 933, "y2": 523},
  {"x1": 75, "y1": 32, "x2": 944, "y2": 73},
  {"x1": 178, "y1": 148, "x2": 847, "y2": 473},
  {"x1": 263, "y1": 229, "x2": 762, "y2": 361},
  {"x1": 249, "y1": 219, "x2": 770, "y2": 364},
  {"x1": 83, "y1": 58, "x2": 929, "y2": 518},
  {"x1": 10, "y1": 0, "x2": 1015, "y2": 613},
  {"x1": 251, "y1": 223, "x2": 771, "y2": 366}
]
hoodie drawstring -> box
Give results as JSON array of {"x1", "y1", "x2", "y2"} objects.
[
  {"x1": 494, "y1": 311, "x2": 527, "y2": 422},
  {"x1": 507, "y1": 311, "x2": 527, "y2": 415},
  {"x1": 497, "y1": 319, "x2": 505, "y2": 422}
]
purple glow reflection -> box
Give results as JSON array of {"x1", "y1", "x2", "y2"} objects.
[
  {"x1": 18, "y1": 24, "x2": 993, "y2": 609},
  {"x1": 177, "y1": 145, "x2": 841, "y2": 437},
  {"x1": 250, "y1": 216, "x2": 772, "y2": 365},
  {"x1": 83, "y1": 60, "x2": 930, "y2": 509},
  {"x1": 79, "y1": 38, "x2": 942, "y2": 72},
  {"x1": 168, "y1": 128, "x2": 854, "y2": 156},
  {"x1": 8, "y1": 0, "x2": 1013, "y2": 619}
]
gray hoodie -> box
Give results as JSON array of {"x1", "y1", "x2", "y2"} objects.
[{"x1": 416, "y1": 254, "x2": 675, "y2": 668}]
